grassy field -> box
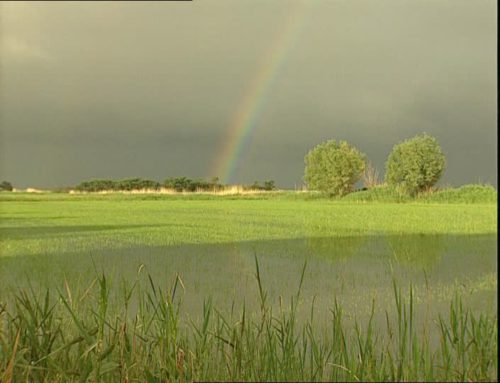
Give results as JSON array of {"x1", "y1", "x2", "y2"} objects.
[
  {"x1": 0, "y1": 191, "x2": 497, "y2": 381},
  {"x1": 0, "y1": 191, "x2": 496, "y2": 258}
]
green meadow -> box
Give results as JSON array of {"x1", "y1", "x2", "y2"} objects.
[
  {"x1": 0, "y1": 191, "x2": 497, "y2": 381},
  {"x1": 0, "y1": 190, "x2": 496, "y2": 257}
]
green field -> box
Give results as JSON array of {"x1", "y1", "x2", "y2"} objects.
[
  {"x1": 0, "y1": 192, "x2": 497, "y2": 381},
  {"x1": 0, "y1": 191, "x2": 496, "y2": 257}
]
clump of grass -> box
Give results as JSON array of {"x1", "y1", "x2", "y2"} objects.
[
  {"x1": 342, "y1": 185, "x2": 411, "y2": 203},
  {"x1": 0, "y1": 258, "x2": 497, "y2": 382}
]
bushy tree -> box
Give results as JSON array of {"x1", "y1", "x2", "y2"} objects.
[
  {"x1": 250, "y1": 181, "x2": 261, "y2": 190},
  {"x1": 164, "y1": 177, "x2": 192, "y2": 192},
  {"x1": 263, "y1": 180, "x2": 276, "y2": 191},
  {"x1": 385, "y1": 133, "x2": 446, "y2": 196},
  {"x1": 243, "y1": 180, "x2": 276, "y2": 191},
  {"x1": 304, "y1": 140, "x2": 366, "y2": 196},
  {"x1": 75, "y1": 179, "x2": 115, "y2": 192},
  {"x1": 0, "y1": 181, "x2": 13, "y2": 191},
  {"x1": 117, "y1": 178, "x2": 160, "y2": 191},
  {"x1": 163, "y1": 177, "x2": 216, "y2": 192}
]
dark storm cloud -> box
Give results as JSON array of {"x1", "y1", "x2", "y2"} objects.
[{"x1": 0, "y1": 0, "x2": 496, "y2": 188}]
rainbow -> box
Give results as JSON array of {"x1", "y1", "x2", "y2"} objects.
[{"x1": 211, "y1": 2, "x2": 311, "y2": 184}]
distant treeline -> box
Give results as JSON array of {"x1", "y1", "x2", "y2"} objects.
[
  {"x1": 74, "y1": 177, "x2": 277, "y2": 192},
  {"x1": 75, "y1": 178, "x2": 160, "y2": 192}
]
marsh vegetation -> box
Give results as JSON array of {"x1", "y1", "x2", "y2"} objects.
[{"x1": 0, "y1": 191, "x2": 497, "y2": 381}]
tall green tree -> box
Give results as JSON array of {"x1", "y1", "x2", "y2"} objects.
[
  {"x1": 304, "y1": 140, "x2": 366, "y2": 196},
  {"x1": 385, "y1": 133, "x2": 446, "y2": 196}
]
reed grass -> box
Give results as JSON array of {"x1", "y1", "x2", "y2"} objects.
[
  {"x1": 0, "y1": 258, "x2": 497, "y2": 382},
  {"x1": 343, "y1": 184, "x2": 497, "y2": 204}
]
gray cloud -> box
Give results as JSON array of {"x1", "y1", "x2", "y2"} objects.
[{"x1": 0, "y1": 0, "x2": 496, "y2": 188}]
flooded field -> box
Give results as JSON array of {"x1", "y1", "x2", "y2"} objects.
[
  {"x1": 1, "y1": 234, "x2": 496, "y2": 329},
  {"x1": 0, "y1": 194, "x2": 497, "y2": 381}
]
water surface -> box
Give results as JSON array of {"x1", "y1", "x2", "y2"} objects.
[{"x1": 1, "y1": 234, "x2": 496, "y2": 331}]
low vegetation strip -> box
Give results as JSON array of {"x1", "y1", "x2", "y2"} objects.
[
  {"x1": 0, "y1": 183, "x2": 497, "y2": 203},
  {"x1": 0, "y1": 260, "x2": 497, "y2": 382},
  {"x1": 342, "y1": 184, "x2": 497, "y2": 204}
]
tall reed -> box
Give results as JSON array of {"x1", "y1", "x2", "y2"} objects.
[{"x1": 0, "y1": 257, "x2": 497, "y2": 382}]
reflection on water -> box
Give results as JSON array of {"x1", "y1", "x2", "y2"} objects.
[
  {"x1": 386, "y1": 234, "x2": 445, "y2": 269},
  {"x1": 1, "y1": 234, "x2": 497, "y2": 328}
]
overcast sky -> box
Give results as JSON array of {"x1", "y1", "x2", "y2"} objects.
[{"x1": 0, "y1": 0, "x2": 496, "y2": 189}]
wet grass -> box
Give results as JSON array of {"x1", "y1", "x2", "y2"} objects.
[
  {"x1": 0, "y1": 193, "x2": 496, "y2": 258},
  {"x1": 0, "y1": 258, "x2": 497, "y2": 382}
]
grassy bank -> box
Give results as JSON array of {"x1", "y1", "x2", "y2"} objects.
[
  {"x1": 343, "y1": 184, "x2": 497, "y2": 204},
  {"x1": 0, "y1": 260, "x2": 497, "y2": 382}
]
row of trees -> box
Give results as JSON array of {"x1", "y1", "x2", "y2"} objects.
[
  {"x1": 304, "y1": 133, "x2": 446, "y2": 196},
  {"x1": 75, "y1": 177, "x2": 277, "y2": 192},
  {"x1": 162, "y1": 177, "x2": 276, "y2": 192},
  {"x1": 75, "y1": 178, "x2": 161, "y2": 192},
  {"x1": 4, "y1": 133, "x2": 445, "y2": 196}
]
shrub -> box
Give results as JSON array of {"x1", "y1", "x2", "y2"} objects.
[
  {"x1": 362, "y1": 162, "x2": 380, "y2": 189},
  {"x1": 263, "y1": 180, "x2": 276, "y2": 191},
  {"x1": 304, "y1": 140, "x2": 366, "y2": 196},
  {"x1": 163, "y1": 177, "x2": 191, "y2": 192},
  {"x1": 163, "y1": 177, "x2": 216, "y2": 192},
  {"x1": 0, "y1": 181, "x2": 13, "y2": 191},
  {"x1": 117, "y1": 178, "x2": 160, "y2": 191},
  {"x1": 250, "y1": 181, "x2": 261, "y2": 190},
  {"x1": 241, "y1": 181, "x2": 277, "y2": 191},
  {"x1": 342, "y1": 184, "x2": 411, "y2": 203},
  {"x1": 75, "y1": 179, "x2": 115, "y2": 192},
  {"x1": 190, "y1": 179, "x2": 211, "y2": 191},
  {"x1": 385, "y1": 133, "x2": 446, "y2": 196},
  {"x1": 423, "y1": 184, "x2": 497, "y2": 204}
]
